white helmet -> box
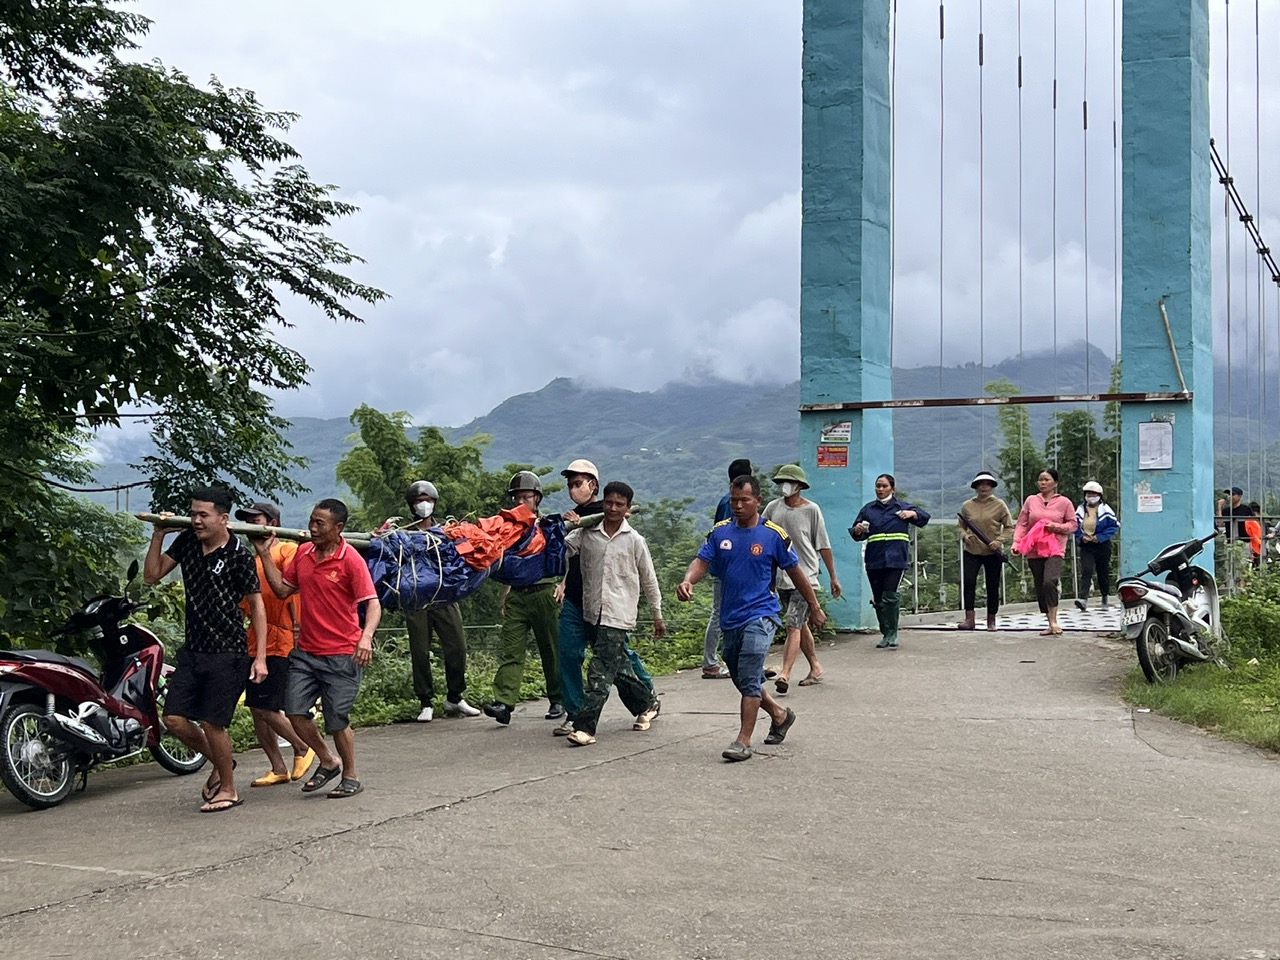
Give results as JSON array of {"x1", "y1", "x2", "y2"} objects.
[
  {"x1": 560, "y1": 458, "x2": 599, "y2": 484},
  {"x1": 1082, "y1": 480, "x2": 1104, "y2": 495}
]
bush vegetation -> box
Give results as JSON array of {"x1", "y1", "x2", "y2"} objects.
[{"x1": 1122, "y1": 561, "x2": 1280, "y2": 752}]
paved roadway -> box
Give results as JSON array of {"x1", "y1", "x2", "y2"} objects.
[{"x1": 2, "y1": 628, "x2": 1278, "y2": 960}]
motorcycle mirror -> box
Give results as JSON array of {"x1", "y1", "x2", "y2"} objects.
[{"x1": 126, "y1": 559, "x2": 140, "y2": 583}]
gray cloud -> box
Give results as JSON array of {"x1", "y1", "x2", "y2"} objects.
[{"x1": 130, "y1": 1, "x2": 1279, "y2": 427}]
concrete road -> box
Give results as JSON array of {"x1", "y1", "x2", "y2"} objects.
[{"x1": 2, "y1": 628, "x2": 1278, "y2": 960}]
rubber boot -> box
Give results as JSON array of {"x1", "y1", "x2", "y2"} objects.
[
  {"x1": 874, "y1": 600, "x2": 891, "y2": 648},
  {"x1": 882, "y1": 591, "x2": 901, "y2": 648},
  {"x1": 956, "y1": 609, "x2": 976, "y2": 631},
  {"x1": 986, "y1": 614, "x2": 998, "y2": 631}
]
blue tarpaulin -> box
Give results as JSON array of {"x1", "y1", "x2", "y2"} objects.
[{"x1": 363, "y1": 529, "x2": 491, "y2": 611}]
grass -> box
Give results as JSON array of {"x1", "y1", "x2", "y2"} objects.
[{"x1": 1120, "y1": 566, "x2": 1280, "y2": 754}]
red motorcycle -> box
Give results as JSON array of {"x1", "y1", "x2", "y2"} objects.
[{"x1": 0, "y1": 563, "x2": 205, "y2": 809}]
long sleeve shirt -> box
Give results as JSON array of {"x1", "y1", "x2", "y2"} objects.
[
  {"x1": 1014, "y1": 494, "x2": 1078, "y2": 558},
  {"x1": 958, "y1": 496, "x2": 1015, "y2": 556},
  {"x1": 565, "y1": 519, "x2": 662, "y2": 631}
]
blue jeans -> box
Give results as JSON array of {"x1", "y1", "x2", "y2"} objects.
[
  {"x1": 558, "y1": 599, "x2": 654, "y2": 718},
  {"x1": 720, "y1": 617, "x2": 777, "y2": 698},
  {"x1": 702, "y1": 579, "x2": 723, "y2": 669}
]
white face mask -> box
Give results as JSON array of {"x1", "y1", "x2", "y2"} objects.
[
  {"x1": 1085, "y1": 495, "x2": 1101, "y2": 506},
  {"x1": 412, "y1": 500, "x2": 435, "y2": 520},
  {"x1": 779, "y1": 482, "x2": 797, "y2": 498}
]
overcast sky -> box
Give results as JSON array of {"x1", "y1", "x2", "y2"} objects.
[{"x1": 129, "y1": 1, "x2": 1279, "y2": 428}]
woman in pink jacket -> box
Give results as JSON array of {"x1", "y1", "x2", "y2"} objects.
[{"x1": 1013, "y1": 468, "x2": 1078, "y2": 636}]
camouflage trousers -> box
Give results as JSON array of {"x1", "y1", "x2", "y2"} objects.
[{"x1": 573, "y1": 625, "x2": 655, "y2": 736}]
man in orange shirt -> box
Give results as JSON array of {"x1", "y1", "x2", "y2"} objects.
[{"x1": 237, "y1": 502, "x2": 316, "y2": 786}]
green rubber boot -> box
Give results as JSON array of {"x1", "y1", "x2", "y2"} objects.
[
  {"x1": 881, "y1": 591, "x2": 901, "y2": 648},
  {"x1": 874, "y1": 599, "x2": 891, "y2": 648}
]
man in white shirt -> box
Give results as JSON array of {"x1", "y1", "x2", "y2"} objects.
[
  {"x1": 762, "y1": 464, "x2": 840, "y2": 692},
  {"x1": 564, "y1": 481, "x2": 666, "y2": 746}
]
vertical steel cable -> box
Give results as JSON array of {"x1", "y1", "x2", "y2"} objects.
[
  {"x1": 1017, "y1": 0, "x2": 1027, "y2": 594},
  {"x1": 938, "y1": 1, "x2": 947, "y2": 605},
  {"x1": 1226, "y1": 0, "x2": 1235, "y2": 499},
  {"x1": 1112, "y1": 0, "x2": 1121, "y2": 543},
  {"x1": 1255, "y1": 0, "x2": 1266, "y2": 501},
  {"x1": 1083, "y1": 0, "x2": 1092, "y2": 468},
  {"x1": 890, "y1": 0, "x2": 898, "y2": 371},
  {"x1": 978, "y1": 0, "x2": 986, "y2": 463},
  {"x1": 1052, "y1": 0, "x2": 1060, "y2": 409}
]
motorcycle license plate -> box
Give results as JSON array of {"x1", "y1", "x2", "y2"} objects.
[{"x1": 1122, "y1": 606, "x2": 1146, "y2": 626}]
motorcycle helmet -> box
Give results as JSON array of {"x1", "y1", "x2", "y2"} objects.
[
  {"x1": 507, "y1": 470, "x2": 543, "y2": 504},
  {"x1": 405, "y1": 480, "x2": 439, "y2": 506}
]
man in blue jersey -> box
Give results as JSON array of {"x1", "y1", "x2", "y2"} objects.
[{"x1": 677, "y1": 475, "x2": 826, "y2": 761}]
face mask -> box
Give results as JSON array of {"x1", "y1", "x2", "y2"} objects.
[
  {"x1": 1085, "y1": 495, "x2": 1101, "y2": 506},
  {"x1": 412, "y1": 500, "x2": 435, "y2": 520},
  {"x1": 779, "y1": 482, "x2": 797, "y2": 497}
]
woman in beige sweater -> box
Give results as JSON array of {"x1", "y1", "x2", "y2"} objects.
[{"x1": 957, "y1": 471, "x2": 1016, "y2": 631}]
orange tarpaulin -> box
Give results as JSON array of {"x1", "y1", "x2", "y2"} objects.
[{"x1": 442, "y1": 504, "x2": 542, "y2": 570}]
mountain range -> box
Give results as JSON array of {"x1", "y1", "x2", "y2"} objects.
[{"x1": 88, "y1": 341, "x2": 1275, "y2": 523}]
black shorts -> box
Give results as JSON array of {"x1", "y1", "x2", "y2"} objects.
[
  {"x1": 242, "y1": 654, "x2": 291, "y2": 712},
  {"x1": 163, "y1": 649, "x2": 250, "y2": 729}
]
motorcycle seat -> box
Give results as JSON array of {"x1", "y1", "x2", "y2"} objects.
[{"x1": 1, "y1": 649, "x2": 100, "y2": 681}]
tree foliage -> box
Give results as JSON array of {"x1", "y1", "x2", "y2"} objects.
[
  {"x1": 986, "y1": 378, "x2": 1045, "y2": 502},
  {"x1": 1, "y1": 1, "x2": 382, "y2": 641},
  {"x1": 334, "y1": 404, "x2": 560, "y2": 627}
]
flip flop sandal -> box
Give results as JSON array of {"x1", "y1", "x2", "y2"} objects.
[
  {"x1": 797, "y1": 675, "x2": 824, "y2": 686},
  {"x1": 199, "y1": 797, "x2": 244, "y2": 814},
  {"x1": 201, "y1": 758, "x2": 237, "y2": 803},
  {"x1": 300, "y1": 764, "x2": 342, "y2": 793},
  {"x1": 326, "y1": 777, "x2": 363, "y2": 799},
  {"x1": 774, "y1": 677, "x2": 790, "y2": 695}
]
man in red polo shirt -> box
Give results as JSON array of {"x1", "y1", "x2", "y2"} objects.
[{"x1": 256, "y1": 498, "x2": 380, "y2": 799}]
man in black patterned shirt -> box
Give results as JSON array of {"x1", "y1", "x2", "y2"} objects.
[{"x1": 145, "y1": 487, "x2": 267, "y2": 813}]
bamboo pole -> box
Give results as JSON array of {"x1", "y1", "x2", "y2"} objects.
[{"x1": 134, "y1": 513, "x2": 373, "y2": 548}]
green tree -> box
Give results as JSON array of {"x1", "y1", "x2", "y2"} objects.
[
  {"x1": 986, "y1": 378, "x2": 1044, "y2": 501},
  {"x1": 1, "y1": 1, "x2": 383, "y2": 505},
  {"x1": 1044, "y1": 409, "x2": 1116, "y2": 500},
  {"x1": 1, "y1": 1, "x2": 382, "y2": 639},
  {"x1": 334, "y1": 404, "x2": 560, "y2": 628}
]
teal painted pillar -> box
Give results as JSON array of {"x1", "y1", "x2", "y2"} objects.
[
  {"x1": 799, "y1": 0, "x2": 892, "y2": 628},
  {"x1": 1119, "y1": 0, "x2": 1214, "y2": 573}
]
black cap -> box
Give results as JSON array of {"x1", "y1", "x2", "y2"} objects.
[
  {"x1": 728, "y1": 458, "x2": 752, "y2": 482},
  {"x1": 234, "y1": 501, "x2": 281, "y2": 524},
  {"x1": 1229, "y1": 486, "x2": 1244, "y2": 496}
]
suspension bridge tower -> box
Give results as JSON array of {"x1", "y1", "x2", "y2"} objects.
[
  {"x1": 1119, "y1": 0, "x2": 1214, "y2": 568},
  {"x1": 798, "y1": 0, "x2": 1213, "y2": 627},
  {"x1": 798, "y1": 0, "x2": 892, "y2": 628}
]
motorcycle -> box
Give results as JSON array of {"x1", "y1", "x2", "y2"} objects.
[
  {"x1": 0, "y1": 562, "x2": 206, "y2": 809},
  {"x1": 1117, "y1": 532, "x2": 1224, "y2": 684}
]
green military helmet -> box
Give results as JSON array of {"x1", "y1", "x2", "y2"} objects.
[{"x1": 772, "y1": 463, "x2": 810, "y2": 490}]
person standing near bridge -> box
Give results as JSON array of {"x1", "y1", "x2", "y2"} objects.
[
  {"x1": 1073, "y1": 481, "x2": 1119, "y2": 610},
  {"x1": 957, "y1": 471, "x2": 1015, "y2": 631},
  {"x1": 1013, "y1": 469, "x2": 1077, "y2": 637},
  {"x1": 850, "y1": 473, "x2": 930, "y2": 649}
]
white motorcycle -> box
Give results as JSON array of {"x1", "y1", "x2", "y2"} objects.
[{"x1": 1117, "y1": 533, "x2": 1224, "y2": 683}]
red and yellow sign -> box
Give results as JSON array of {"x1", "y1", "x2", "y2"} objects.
[{"x1": 816, "y1": 445, "x2": 849, "y2": 468}]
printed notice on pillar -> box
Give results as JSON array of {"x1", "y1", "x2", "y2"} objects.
[
  {"x1": 1137, "y1": 493, "x2": 1163, "y2": 513},
  {"x1": 820, "y1": 421, "x2": 852, "y2": 443},
  {"x1": 816, "y1": 445, "x2": 848, "y2": 468}
]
